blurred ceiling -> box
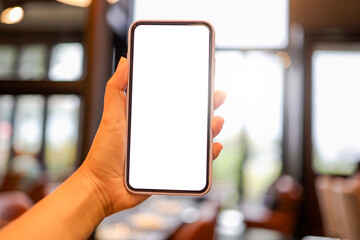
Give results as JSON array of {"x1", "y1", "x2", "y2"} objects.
[
  {"x1": 1, "y1": 0, "x2": 360, "y2": 33},
  {"x1": 291, "y1": 0, "x2": 360, "y2": 32},
  {"x1": 0, "y1": 0, "x2": 86, "y2": 32}
]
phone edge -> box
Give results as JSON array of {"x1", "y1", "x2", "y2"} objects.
[{"x1": 124, "y1": 20, "x2": 215, "y2": 196}]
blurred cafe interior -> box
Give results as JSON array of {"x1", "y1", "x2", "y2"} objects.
[{"x1": 1, "y1": 0, "x2": 360, "y2": 239}]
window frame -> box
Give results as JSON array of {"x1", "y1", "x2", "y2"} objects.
[
  {"x1": 0, "y1": 32, "x2": 86, "y2": 173},
  {"x1": 301, "y1": 30, "x2": 360, "y2": 236},
  {"x1": 0, "y1": 0, "x2": 114, "y2": 178}
]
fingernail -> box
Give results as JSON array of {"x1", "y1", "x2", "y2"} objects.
[{"x1": 117, "y1": 57, "x2": 127, "y2": 68}]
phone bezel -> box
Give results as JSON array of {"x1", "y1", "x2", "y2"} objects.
[{"x1": 125, "y1": 20, "x2": 215, "y2": 195}]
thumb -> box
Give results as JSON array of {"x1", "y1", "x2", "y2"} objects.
[{"x1": 102, "y1": 57, "x2": 128, "y2": 121}]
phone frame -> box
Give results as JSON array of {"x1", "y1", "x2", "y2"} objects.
[{"x1": 125, "y1": 20, "x2": 215, "y2": 195}]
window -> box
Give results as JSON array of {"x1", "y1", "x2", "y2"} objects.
[
  {"x1": 0, "y1": 1, "x2": 88, "y2": 184},
  {"x1": 11, "y1": 95, "x2": 45, "y2": 188},
  {"x1": 214, "y1": 51, "x2": 284, "y2": 202},
  {"x1": 49, "y1": 43, "x2": 84, "y2": 81},
  {"x1": 0, "y1": 45, "x2": 17, "y2": 80},
  {"x1": 0, "y1": 95, "x2": 14, "y2": 175},
  {"x1": 0, "y1": 43, "x2": 84, "y2": 82},
  {"x1": 312, "y1": 44, "x2": 360, "y2": 175},
  {"x1": 13, "y1": 95, "x2": 45, "y2": 155},
  {"x1": 45, "y1": 95, "x2": 80, "y2": 179},
  {"x1": 133, "y1": 0, "x2": 288, "y2": 49},
  {"x1": 0, "y1": 41, "x2": 84, "y2": 180},
  {"x1": 18, "y1": 44, "x2": 47, "y2": 80},
  {"x1": 0, "y1": 93, "x2": 82, "y2": 183}
]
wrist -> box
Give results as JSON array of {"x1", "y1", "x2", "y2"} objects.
[
  {"x1": 0, "y1": 163, "x2": 112, "y2": 240},
  {"x1": 77, "y1": 163, "x2": 112, "y2": 218}
]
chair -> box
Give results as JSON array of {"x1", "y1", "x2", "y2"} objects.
[
  {"x1": 316, "y1": 174, "x2": 360, "y2": 240},
  {"x1": 315, "y1": 175, "x2": 343, "y2": 238},
  {"x1": 242, "y1": 175, "x2": 304, "y2": 237},
  {"x1": 0, "y1": 191, "x2": 33, "y2": 228},
  {"x1": 168, "y1": 200, "x2": 220, "y2": 240},
  {"x1": 0, "y1": 172, "x2": 23, "y2": 192},
  {"x1": 334, "y1": 175, "x2": 360, "y2": 240}
]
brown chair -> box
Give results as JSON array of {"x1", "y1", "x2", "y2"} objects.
[
  {"x1": 0, "y1": 172, "x2": 23, "y2": 192},
  {"x1": 168, "y1": 200, "x2": 220, "y2": 240},
  {"x1": 242, "y1": 175, "x2": 304, "y2": 237},
  {"x1": 0, "y1": 191, "x2": 33, "y2": 228},
  {"x1": 1, "y1": 170, "x2": 49, "y2": 203}
]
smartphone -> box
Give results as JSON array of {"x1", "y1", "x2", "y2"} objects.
[{"x1": 125, "y1": 20, "x2": 215, "y2": 195}]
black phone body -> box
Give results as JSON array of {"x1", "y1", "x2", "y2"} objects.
[{"x1": 125, "y1": 20, "x2": 215, "y2": 195}]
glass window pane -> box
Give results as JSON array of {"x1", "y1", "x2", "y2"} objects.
[
  {"x1": 45, "y1": 95, "x2": 80, "y2": 180},
  {"x1": 0, "y1": 45, "x2": 17, "y2": 80},
  {"x1": 214, "y1": 51, "x2": 284, "y2": 202},
  {"x1": 49, "y1": 43, "x2": 84, "y2": 81},
  {"x1": 212, "y1": 0, "x2": 288, "y2": 49},
  {"x1": 0, "y1": 95, "x2": 15, "y2": 175},
  {"x1": 18, "y1": 44, "x2": 47, "y2": 80},
  {"x1": 133, "y1": 0, "x2": 289, "y2": 49},
  {"x1": 312, "y1": 47, "x2": 360, "y2": 175},
  {"x1": 13, "y1": 95, "x2": 45, "y2": 155},
  {"x1": 134, "y1": 0, "x2": 211, "y2": 21}
]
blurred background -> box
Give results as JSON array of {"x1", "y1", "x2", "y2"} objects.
[{"x1": 1, "y1": 0, "x2": 360, "y2": 239}]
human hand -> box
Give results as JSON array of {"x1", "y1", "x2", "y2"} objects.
[{"x1": 80, "y1": 57, "x2": 226, "y2": 216}]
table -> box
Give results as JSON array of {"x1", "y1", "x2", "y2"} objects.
[{"x1": 95, "y1": 196, "x2": 198, "y2": 240}]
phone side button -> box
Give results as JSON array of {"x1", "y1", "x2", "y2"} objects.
[{"x1": 214, "y1": 57, "x2": 216, "y2": 76}]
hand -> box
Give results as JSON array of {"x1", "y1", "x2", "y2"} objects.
[{"x1": 80, "y1": 57, "x2": 226, "y2": 216}]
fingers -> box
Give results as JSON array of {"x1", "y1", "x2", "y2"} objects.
[
  {"x1": 213, "y1": 91, "x2": 226, "y2": 160},
  {"x1": 214, "y1": 90, "x2": 226, "y2": 110},
  {"x1": 213, "y1": 142, "x2": 223, "y2": 159},
  {"x1": 212, "y1": 116, "x2": 224, "y2": 138},
  {"x1": 212, "y1": 117, "x2": 224, "y2": 159}
]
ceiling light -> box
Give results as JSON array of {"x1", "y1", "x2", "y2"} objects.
[
  {"x1": 56, "y1": 0, "x2": 91, "y2": 8},
  {"x1": 276, "y1": 51, "x2": 292, "y2": 69},
  {"x1": 1, "y1": 6, "x2": 24, "y2": 24},
  {"x1": 107, "y1": 0, "x2": 120, "y2": 4}
]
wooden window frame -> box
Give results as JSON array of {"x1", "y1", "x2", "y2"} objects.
[
  {"x1": 0, "y1": 0, "x2": 113, "y2": 173},
  {"x1": 300, "y1": 30, "x2": 360, "y2": 236}
]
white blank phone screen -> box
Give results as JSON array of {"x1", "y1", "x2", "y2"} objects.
[{"x1": 128, "y1": 24, "x2": 211, "y2": 192}]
